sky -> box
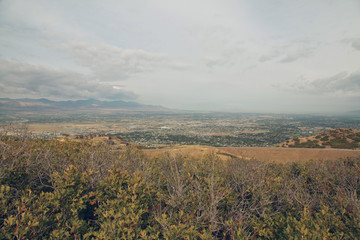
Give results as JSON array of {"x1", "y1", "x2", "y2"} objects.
[{"x1": 0, "y1": 0, "x2": 360, "y2": 113}]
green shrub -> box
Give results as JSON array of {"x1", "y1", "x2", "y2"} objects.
[{"x1": 1, "y1": 134, "x2": 360, "y2": 239}]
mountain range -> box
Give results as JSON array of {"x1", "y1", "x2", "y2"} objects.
[{"x1": 0, "y1": 98, "x2": 166, "y2": 113}]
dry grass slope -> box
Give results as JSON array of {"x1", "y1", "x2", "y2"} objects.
[
  {"x1": 278, "y1": 128, "x2": 360, "y2": 150},
  {"x1": 143, "y1": 145, "x2": 360, "y2": 164}
]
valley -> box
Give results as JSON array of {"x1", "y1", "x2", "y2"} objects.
[{"x1": 4, "y1": 112, "x2": 359, "y2": 148}]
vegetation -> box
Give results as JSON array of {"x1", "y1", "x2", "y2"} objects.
[
  {"x1": 1, "y1": 128, "x2": 360, "y2": 239},
  {"x1": 289, "y1": 139, "x2": 325, "y2": 148},
  {"x1": 282, "y1": 128, "x2": 360, "y2": 149}
]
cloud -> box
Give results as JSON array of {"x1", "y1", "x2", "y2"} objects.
[
  {"x1": 259, "y1": 46, "x2": 313, "y2": 63},
  {"x1": 351, "y1": 39, "x2": 360, "y2": 51},
  {"x1": 204, "y1": 48, "x2": 244, "y2": 68},
  {"x1": 279, "y1": 48, "x2": 313, "y2": 63},
  {"x1": 60, "y1": 41, "x2": 189, "y2": 81},
  {"x1": 342, "y1": 38, "x2": 360, "y2": 51},
  {"x1": 0, "y1": 58, "x2": 137, "y2": 100},
  {"x1": 285, "y1": 71, "x2": 360, "y2": 96},
  {"x1": 259, "y1": 50, "x2": 281, "y2": 62},
  {"x1": 205, "y1": 56, "x2": 229, "y2": 68}
]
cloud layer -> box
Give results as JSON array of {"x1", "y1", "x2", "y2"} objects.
[
  {"x1": 286, "y1": 71, "x2": 360, "y2": 96},
  {"x1": 0, "y1": 0, "x2": 360, "y2": 113},
  {"x1": 60, "y1": 41, "x2": 175, "y2": 81},
  {"x1": 352, "y1": 39, "x2": 360, "y2": 51},
  {"x1": 0, "y1": 59, "x2": 136, "y2": 100}
]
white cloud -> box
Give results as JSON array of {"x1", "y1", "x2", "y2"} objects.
[
  {"x1": 204, "y1": 48, "x2": 244, "y2": 68},
  {"x1": 59, "y1": 41, "x2": 189, "y2": 81},
  {"x1": 258, "y1": 45, "x2": 314, "y2": 63},
  {"x1": 279, "y1": 47, "x2": 313, "y2": 63},
  {"x1": 259, "y1": 50, "x2": 281, "y2": 62}
]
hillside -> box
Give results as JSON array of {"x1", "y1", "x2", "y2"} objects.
[
  {"x1": 55, "y1": 133, "x2": 360, "y2": 163},
  {"x1": 144, "y1": 145, "x2": 360, "y2": 163},
  {"x1": 55, "y1": 132, "x2": 360, "y2": 163},
  {"x1": 1, "y1": 132, "x2": 360, "y2": 239},
  {"x1": 279, "y1": 128, "x2": 360, "y2": 149}
]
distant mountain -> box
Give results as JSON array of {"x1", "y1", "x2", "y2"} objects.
[
  {"x1": 0, "y1": 98, "x2": 167, "y2": 113},
  {"x1": 278, "y1": 128, "x2": 360, "y2": 149}
]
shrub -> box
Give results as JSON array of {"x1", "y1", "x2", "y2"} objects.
[{"x1": 1, "y1": 132, "x2": 360, "y2": 239}]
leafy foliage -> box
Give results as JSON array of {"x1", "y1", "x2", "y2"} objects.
[{"x1": 1, "y1": 129, "x2": 360, "y2": 239}]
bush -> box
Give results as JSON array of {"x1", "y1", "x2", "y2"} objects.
[{"x1": 1, "y1": 132, "x2": 360, "y2": 239}]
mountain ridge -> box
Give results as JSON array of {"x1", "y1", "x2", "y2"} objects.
[{"x1": 0, "y1": 98, "x2": 167, "y2": 112}]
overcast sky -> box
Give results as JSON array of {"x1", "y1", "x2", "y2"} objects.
[{"x1": 0, "y1": 0, "x2": 359, "y2": 113}]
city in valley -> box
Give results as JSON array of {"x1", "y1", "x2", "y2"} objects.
[{"x1": 2, "y1": 111, "x2": 359, "y2": 148}]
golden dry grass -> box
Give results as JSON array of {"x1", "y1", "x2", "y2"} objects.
[{"x1": 144, "y1": 145, "x2": 360, "y2": 163}]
